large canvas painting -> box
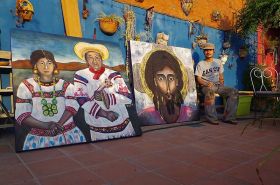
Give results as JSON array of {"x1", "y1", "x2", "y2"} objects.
[
  {"x1": 130, "y1": 41, "x2": 199, "y2": 125},
  {"x1": 12, "y1": 30, "x2": 141, "y2": 152}
]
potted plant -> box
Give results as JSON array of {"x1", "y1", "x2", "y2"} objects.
[{"x1": 96, "y1": 12, "x2": 124, "y2": 36}]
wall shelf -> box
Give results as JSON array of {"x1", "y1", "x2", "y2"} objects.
[
  {"x1": 0, "y1": 113, "x2": 14, "y2": 118},
  {"x1": 0, "y1": 50, "x2": 15, "y2": 128},
  {"x1": 0, "y1": 65, "x2": 12, "y2": 69},
  {"x1": 0, "y1": 89, "x2": 13, "y2": 93}
]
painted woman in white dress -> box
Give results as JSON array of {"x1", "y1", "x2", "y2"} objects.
[{"x1": 15, "y1": 50, "x2": 86, "y2": 151}]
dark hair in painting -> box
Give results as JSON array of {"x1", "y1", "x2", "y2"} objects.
[
  {"x1": 145, "y1": 50, "x2": 183, "y2": 92},
  {"x1": 30, "y1": 50, "x2": 57, "y2": 68}
]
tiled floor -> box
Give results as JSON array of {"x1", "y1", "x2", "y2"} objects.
[{"x1": 0, "y1": 119, "x2": 280, "y2": 185}]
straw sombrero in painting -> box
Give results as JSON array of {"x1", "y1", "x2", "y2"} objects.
[{"x1": 74, "y1": 42, "x2": 109, "y2": 61}]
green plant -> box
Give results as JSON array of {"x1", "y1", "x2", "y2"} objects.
[
  {"x1": 96, "y1": 12, "x2": 124, "y2": 25},
  {"x1": 267, "y1": 36, "x2": 280, "y2": 49},
  {"x1": 235, "y1": 0, "x2": 280, "y2": 37}
]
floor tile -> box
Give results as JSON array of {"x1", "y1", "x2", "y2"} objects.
[
  {"x1": 58, "y1": 143, "x2": 96, "y2": 156},
  {"x1": 18, "y1": 148, "x2": 65, "y2": 163},
  {"x1": 128, "y1": 152, "x2": 179, "y2": 170},
  {"x1": 27, "y1": 157, "x2": 82, "y2": 177},
  {"x1": 192, "y1": 155, "x2": 237, "y2": 173},
  {"x1": 0, "y1": 155, "x2": 22, "y2": 170},
  {"x1": 156, "y1": 163, "x2": 214, "y2": 185},
  {"x1": 0, "y1": 164, "x2": 33, "y2": 185},
  {"x1": 134, "y1": 140, "x2": 176, "y2": 153},
  {"x1": 70, "y1": 149, "x2": 119, "y2": 167},
  {"x1": 105, "y1": 144, "x2": 148, "y2": 158},
  {"x1": 232, "y1": 142, "x2": 273, "y2": 155},
  {"x1": 0, "y1": 144, "x2": 14, "y2": 158},
  {"x1": 39, "y1": 168, "x2": 105, "y2": 185},
  {"x1": 194, "y1": 174, "x2": 252, "y2": 185},
  {"x1": 89, "y1": 159, "x2": 144, "y2": 184},
  {"x1": 225, "y1": 163, "x2": 264, "y2": 184},
  {"x1": 209, "y1": 148, "x2": 259, "y2": 163},
  {"x1": 158, "y1": 145, "x2": 207, "y2": 164},
  {"x1": 115, "y1": 172, "x2": 180, "y2": 185}
]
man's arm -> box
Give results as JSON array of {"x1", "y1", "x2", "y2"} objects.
[
  {"x1": 196, "y1": 76, "x2": 214, "y2": 88},
  {"x1": 219, "y1": 73, "x2": 224, "y2": 86}
]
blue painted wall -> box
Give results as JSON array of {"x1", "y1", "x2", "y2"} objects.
[{"x1": 0, "y1": 0, "x2": 252, "y2": 90}]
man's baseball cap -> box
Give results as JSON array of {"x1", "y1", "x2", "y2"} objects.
[{"x1": 203, "y1": 43, "x2": 215, "y2": 50}]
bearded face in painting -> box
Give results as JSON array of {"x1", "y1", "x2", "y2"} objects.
[{"x1": 145, "y1": 50, "x2": 184, "y2": 123}]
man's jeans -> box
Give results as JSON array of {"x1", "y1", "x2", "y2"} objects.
[{"x1": 201, "y1": 85, "x2": 239, "y2": 121}]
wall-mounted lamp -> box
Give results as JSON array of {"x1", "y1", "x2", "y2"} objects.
[
  {"x1": 211, "y1": 10, "x2": 222, "y2": 21},
  {"x1": 180, "y1": 0, "x2": 193, "y2": 16}
]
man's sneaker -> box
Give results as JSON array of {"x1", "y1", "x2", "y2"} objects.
[
  {"x1": 206, "y1": 119, "x2": 219, "y2": 125},
  {"x1": 223, "y1": 119, "x2": 238, "y2": 125}
]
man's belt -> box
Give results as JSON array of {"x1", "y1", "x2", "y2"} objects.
[{"x1": 89, "y1": 118, "x2": 130, "y2": 133}]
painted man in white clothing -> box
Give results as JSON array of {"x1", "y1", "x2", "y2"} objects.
[
  {"x1": 73, "y1": 42, "x2": 137, "y2": 141},
  {"x1": 195, "y1": 43, "x2": 239, "y2": 125}
]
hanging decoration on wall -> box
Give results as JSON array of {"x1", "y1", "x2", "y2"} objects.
[
  {"x1": 96, "y1": 12, "x2": 124, "y2": 36},
  {"x1": 194, "y1": 19, "x2": 208, "y2": 49},
  {"x1": 211, "y1": 10, "x2": 222, "y2": 22},
  {"x1": 123, "y1": 5, "x2": 137, "y2": 79},
  {"x1": 156, "y1": 32, "x2": 169, "y2": 45},
  {"x1": 223, "y1": 41, "x2": 231, "y2": 50},
  {"x1": 180, "y1": 0, "x2": 193, "y2": 16},
  {"x1": 14, "y1": 0, "x2": 34, "y2": 27},
  {"x1": 123, "y1": 5, "x2": 136, "y2": 46},
  {"x1": 82, "y1": 0, "x2": 89, "y2": 19},
  {"x1": 221, "y1": 31, "x2": 231, "y2": 61},
  {"x1": 239, "y1": 45, "x2": 249, "y2": 59},
  {"x1": 144, "y1": 6, "x2": 154, "y2": 43},
  {"x1": 188, "y1": 20, "x2": 199, "y2": 39},
  {"x1": 195, "y1": 35, "x2": 208, "y2": 48},
  {"x1": 219, "y1": 52, "x2": 229, "y2": 65}
]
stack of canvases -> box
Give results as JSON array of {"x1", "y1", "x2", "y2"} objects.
[{"x1": 12, "y1": 30, "x2": 199, "y2": 152}]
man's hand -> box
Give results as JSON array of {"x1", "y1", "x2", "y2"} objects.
[
  {"x1": 94, "y1": 90, "x2": 102, "y2": 101},
  {"x1": 105, "y1": 111, "x2": 119, "y2": 122},
  {"x1": 207, "y1": 82, "x2": 215, "y2": 88},
  {"x1": 96, "y1": 108, "x2": 119, "y2": 122}
]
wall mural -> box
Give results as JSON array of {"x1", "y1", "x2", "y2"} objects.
[
  {"x1": 11, "y1": 30, "x2": 141, "y2": 152},
  {"x1": 130, "y1": 41, "x2": 199, "y2": 125}
]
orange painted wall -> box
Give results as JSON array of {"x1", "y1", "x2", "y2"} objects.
[{"x1": 116, "y1": 0, "x2": 244, "y2": 30}]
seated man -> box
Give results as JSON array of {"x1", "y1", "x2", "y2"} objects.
[{"x1": 195, "y1": 43, "x2": 239, "y2": 125}]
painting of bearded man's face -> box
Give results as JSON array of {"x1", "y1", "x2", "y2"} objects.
[
  {"x1": 154, "y1": 66, "x2": 177, "y2": 99},
  {"x1": 145, "y1": 50, "x2": 184, "y2": 123},
  {"x1": 130, "y1": 40, "x2": 199, "y2": 125}
]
